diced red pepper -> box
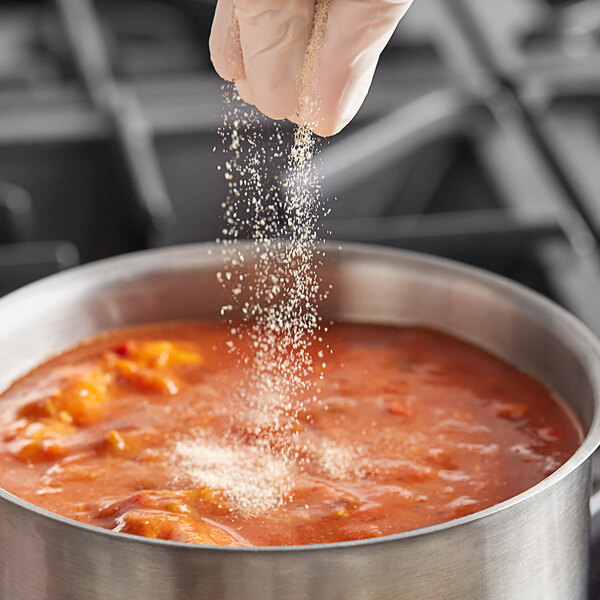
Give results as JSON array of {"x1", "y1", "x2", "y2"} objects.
[{"x1": 113, "y1": 341, "x2": 133, "y2": 357}]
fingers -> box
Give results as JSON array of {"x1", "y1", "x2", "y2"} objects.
[
  {"x1": 305, "y1": 0, "x2": 414, "y2": 136},
  {"x1": 234, "y1": 0, "x2": 315, "y2": 121},
  {"x1": 211, "y1": 0, "x2": 414, "y2": 136},
  {"x1": 209, "y1": 0, "x2": 245, "y2": 81},
  {"x1": 235, "y1": 78, "x2": 255, "y2": 108}
]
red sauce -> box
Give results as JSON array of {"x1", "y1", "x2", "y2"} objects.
[{"x1": 0, "y1": 322, "x2": 583, "y2": 546}]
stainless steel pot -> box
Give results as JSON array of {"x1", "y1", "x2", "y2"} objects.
[{"x1": 1, "y1": 242, "x2": 599, "y2": 600}]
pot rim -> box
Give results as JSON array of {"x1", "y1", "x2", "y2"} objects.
[{"x1": 1, "y1": 241, "x2": 599, "y2": 553}]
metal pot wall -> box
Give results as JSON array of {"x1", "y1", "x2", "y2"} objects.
[{"x1": 0, "y1": 242, "x2": 599, "y2": 600}]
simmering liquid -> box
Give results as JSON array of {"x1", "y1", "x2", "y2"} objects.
[{"x1": 0, "y1": 322, "x2": 583, "y2": 546}]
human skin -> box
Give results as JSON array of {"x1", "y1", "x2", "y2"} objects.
[{"x1": 210, "y1": 0, "x2": 414, "y2": 137}]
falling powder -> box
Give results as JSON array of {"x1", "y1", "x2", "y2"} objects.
[
  {"x1": 174, "y1": 0, "x2": 344, "y2": 517},
  {"x1": 217, "y1": 0, "x2": 333, "y2": 426}
]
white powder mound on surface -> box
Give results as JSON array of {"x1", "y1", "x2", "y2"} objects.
[
  {"x1": 312, "y1": 439, "x2": 362, "y2": 481},
  {"x1": 175, "y1": 437, "x2": 295, "y2": 517},
  {"x1": 174, "y1": 434, "x2": 360, "y2": 517}
]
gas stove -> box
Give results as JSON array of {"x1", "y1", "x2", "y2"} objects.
[{"x1": 1, "y1": 0, "x2": 600, "y2": 595}]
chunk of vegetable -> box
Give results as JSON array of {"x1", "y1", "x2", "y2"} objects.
[
  {"x1": 19, "y1": 371, "x2": 109, "y2": 426},
  {"x1": 10, "y1": 419, "x2": 76, "y2": 462},
  {"x1": 111, "y1": 340, "x2": 201, "y2": 369},
  {"x1": 496, "y1": 403, "x2": 527, "y2": 421},
  {"x1": 110, "y1": 358, "x2": 179, "y2": 394},
  {"x1": 114, "y1": 509, "x2": 246, "y2": 545}
]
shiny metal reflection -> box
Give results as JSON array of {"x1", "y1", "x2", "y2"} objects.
[{"x1": 0, "y1": 242, "x2": 598, "y2": 600}]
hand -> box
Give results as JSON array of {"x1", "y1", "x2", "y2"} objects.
[{"x1": 210, "y1": 0, "x2": 413, "y2": 137}]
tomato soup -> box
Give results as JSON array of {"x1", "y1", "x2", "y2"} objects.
[{"x1": 0, "y1": 322, "x2": 583, "y2": 546}]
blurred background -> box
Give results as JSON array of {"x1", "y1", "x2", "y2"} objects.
[
  {"x1": 2, "y1": 0, "x2": 600, "y2": 337},
  {"x1": 1, "y1": 0, "x2": 600, "y2": 592}
]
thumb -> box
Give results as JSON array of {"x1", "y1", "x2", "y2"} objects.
[{"x1": 299, "y1": 0, "x2": 413, "y2": 137}]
